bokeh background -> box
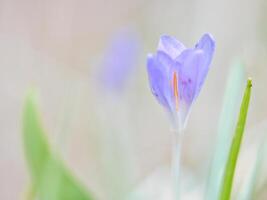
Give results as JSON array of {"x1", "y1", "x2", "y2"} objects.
[{"x1": 0, "y1": 0, "x2": 267, "y2": 199}]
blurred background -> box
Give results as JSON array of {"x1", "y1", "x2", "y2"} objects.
[{"x1": 0, "y1": 0, "x2": 267, "y2": 199}]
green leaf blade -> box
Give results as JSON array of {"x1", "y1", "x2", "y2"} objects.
[
  {"x1": 206, "y1": 61, "x2": 245, "y2": 200},
  {"x1": 22, "y1": 91, "x2": 95, "y2": 200},
  {"x1": 237, "y1": 139, "x2": 265, "y2": 200},
  {"x1": 219, "y1": 78, "x2": 252, "y2": 200},
  {"x1": 23, "y1": 91, "x2": 50, "y2": 181}
]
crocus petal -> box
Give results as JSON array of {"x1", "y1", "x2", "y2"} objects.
[
  {"x1": 176, "y1": 49, "x2": 205, "y2": 104},
  {"x1": 157, "y1": 35, "x2": 186, "y2": 60},
  {"x1": 147, "y1": 33, "x2": 215, "y2": 130},
  {"x1": 147, "y1": 52, "x2": 174, "y2": 112},
  {"x1": 195, "y1": 33, "x2": 215, "y2": 96},
  {"x1": 175, "y1": 49, "x2": 206, "y2": 127},
  {"x1": 156, "y1": 50, "x2": 176, "y2": 75},
  {"x1": 195, "y1": 33, "x2": 215, "y2": 65}
]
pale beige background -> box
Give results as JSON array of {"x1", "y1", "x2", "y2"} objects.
[{"x1": 0, "y1": 0, "x2": 267, "y2": 199}]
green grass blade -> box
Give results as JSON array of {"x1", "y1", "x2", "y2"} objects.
[
  {"x1": 219, "y1": 78, "x2": 252, "y2": 200},
  {"x1": 237, "y1": 138, "x2": 265, "y2": 200},
  {"x1": 22, "y1": 91, "x2": 50, "y2": 181},
  {"x1": 206, "y1": 61, "x2": 245, "y2": 200},
  {"x1": 22, "y1": 91, "x2": 95, "y2": 200}
]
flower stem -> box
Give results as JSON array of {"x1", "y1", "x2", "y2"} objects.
[{"x1": 171, "y1": 128, "x2": 184, "y2": 200}]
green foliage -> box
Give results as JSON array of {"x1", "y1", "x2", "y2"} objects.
[
  {"x1": 219, "y1": 78, "x2": 252, "y2": 200},
  {"x1": 237, "y1": 139, "x2": 265, "y2": 200},
  {"x1": 206, "y1": 61, "x2": 245, "y2": 200},
  {"x1": 22, "y1": 91, "x2": 95, "y2": 200}
]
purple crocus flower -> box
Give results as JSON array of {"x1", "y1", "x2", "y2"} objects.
[
  {"x1": 99, "y1": 30, "x2": 140, "y2": 93},
  {"x1": 147, "y1": 33, "x2": 215, "y2": 130}
]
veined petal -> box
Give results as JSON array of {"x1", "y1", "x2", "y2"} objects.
[
  {"x1": 146, "y1": 33, "x2": 215, "y2": 130},
  {"x1": 156, "y1": 50, "x2": 176, "y2": 75},
  {"x1": 147, "y1": 54, "x2": 173, "y2": 112},
  {"x1": 195, "y1": 33, "x2": 215, "y2": 95},
  {"x1": 157, "y1": 35, "x2": 186, "y2": 60},
  {"x1": 196, "y1": 33, "x2": 215, "y2": 63},
  {"x1": 175, "y1": 49, "x2": 206, "y2": 128},
  {"x1": 176, "y1": 49, "x2": 205, "y2": 104}
]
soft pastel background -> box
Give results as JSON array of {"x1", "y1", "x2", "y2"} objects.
[{"x1": 1, "y1": 0, "x2": 267, "y2": 199}]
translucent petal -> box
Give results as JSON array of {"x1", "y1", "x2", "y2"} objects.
[
  {"x1": 176, "y1": 49, "x2": 205, "y2": 104},
  {"x1": 147, "y1": 54, "x2": 173, "y2": 111},
  {"x1": 175, "y1": 49, "x2": 206, "y2": 127},
  {"x1": 195, "y1": 33, "x2": 215, "y2": 95},
  {"x1": 157, "y1": 35, "x2": 186, "y2": 60}
]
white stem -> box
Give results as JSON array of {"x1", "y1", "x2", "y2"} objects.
[{"x1": 171, "y1": 128, "x2": 184, "y2": 200}]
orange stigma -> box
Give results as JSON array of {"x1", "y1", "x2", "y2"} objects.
[{"x1": 173, "y1": 72, "x2": 179, "y2": 111}]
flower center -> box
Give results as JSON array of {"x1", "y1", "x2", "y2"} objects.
[{"x1": 173, "y1": 72, "x2": 179, "y2": 111}]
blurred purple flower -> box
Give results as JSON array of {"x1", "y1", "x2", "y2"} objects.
[
  {"x1": 147, "y1": 33, "x2": 215, "y2": 129},
  {"x1": 99, "y1": 30, "x2": 140, "y2": 93}
]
